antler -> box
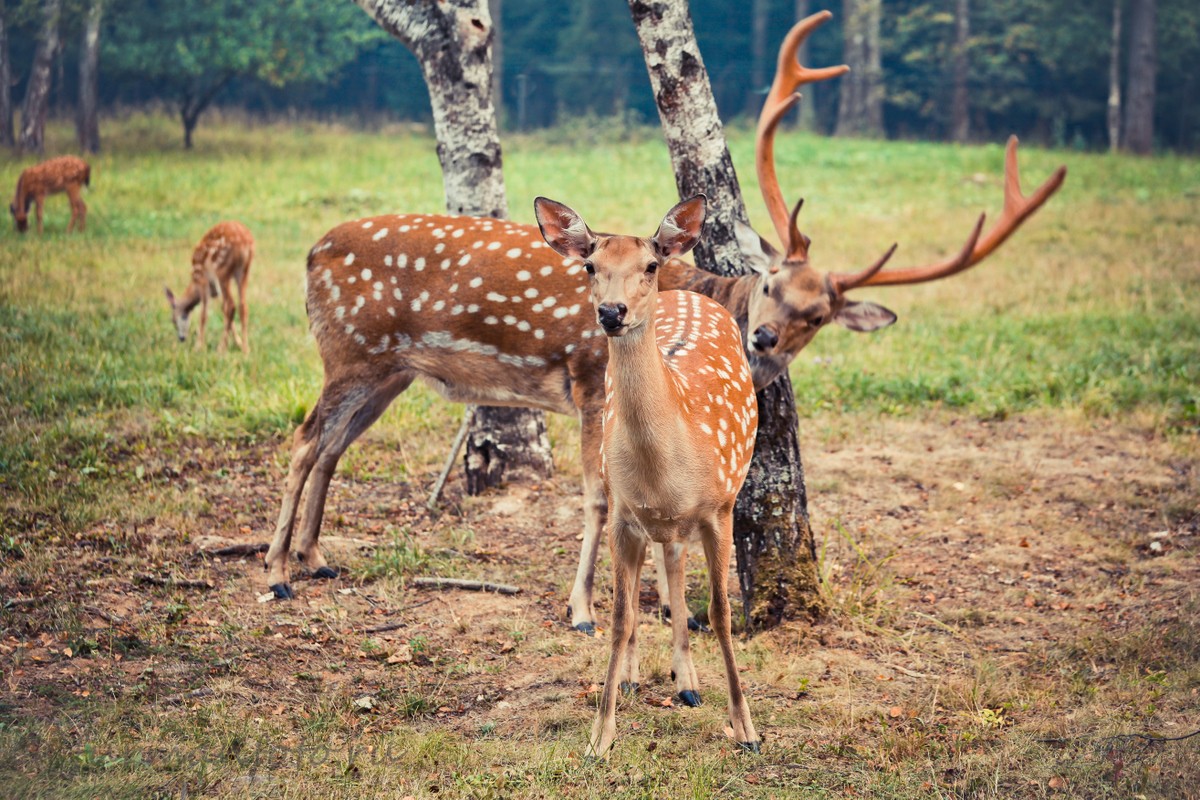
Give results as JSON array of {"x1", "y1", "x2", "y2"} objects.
[
  {"x1": 755, "y1": 11, "x2": 848, "y2": 263},
  {"x1": 839, "y1": 137, "x2": 1067, "y2": 289}
]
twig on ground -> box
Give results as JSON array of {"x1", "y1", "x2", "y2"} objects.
[
  {"x1": 162, "y1": 687, "x2": 214, "y2": 706},
  {"x1": 363, "y1": 621, "x2": 408, "y2": 634},
  {"x1": 3, "y1": 596, "x2": 47, "y2": 610},
  {"x1": 84, "y1": 605, "x2": 126, "y2": 625},
  {"x1": 409, "y1": 577, "x2": 522, "y2": 595},
  {"x1": 135, "y1": 574, "x2": 213, "y2": 590},
  {"x1": 203, "y1": 543, "x2": 269, "y2": 557},
  {"x1": 427, "y1": 405, "x2": 474, "y2": 510}
]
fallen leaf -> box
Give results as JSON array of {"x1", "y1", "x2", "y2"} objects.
[{"x1": 888, "y1": 706, "x2": 903, "y2": 718}]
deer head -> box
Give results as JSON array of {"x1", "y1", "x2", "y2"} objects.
[
  {"x1": 534, "y1": 195, "x2": 706, "y2": 338},
  {"x1": 738, "y1": 11, "x2": 1066, "y2": 388}
]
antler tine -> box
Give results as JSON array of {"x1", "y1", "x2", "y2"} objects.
[
  {"x1": 829, "y1": 242, "x2": 900, "y2": 294},
  {"x1": 756, "y1": 11, "x2": 848, "y2": 258},
  {"x1": 849, "y1": 137, "x2": 1066, "y2": 289}
]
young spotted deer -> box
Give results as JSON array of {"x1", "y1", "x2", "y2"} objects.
[
  {"x1": 263, "y1": 13, "x2": 1064, "y2": 630},
  {"x1": 535, "y1": 195, "x2": 760, "y2": 757},
  {"x1": 9, "y1": 155, "x2": 90, "y2": 234},
  {"x1": 164, "y1": 221, "x2": 255, "y2": 354}
]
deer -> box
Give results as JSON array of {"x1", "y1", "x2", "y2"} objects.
[
  {"x1": 164, "y1": 221, "x2": 255, "y2": 354},
  {"x1": 9, "y1": 155, "x2": 91, "y2": 234},
  {"x1": 534, "y1": 194, "x2": 761, "y2": 756},
  {"x1": 263, "y1": 12, "x2": 1065, "y2": 640}
]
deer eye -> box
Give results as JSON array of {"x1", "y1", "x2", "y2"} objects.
[
  {"x1": 645, "y1": 262, "x2": 657, "y2": 274},
  {"x1": 762, "y1": 284, "x2": 770, "y2": 297},
  {"x1": 583, "y1": 262, "x2": 595, "y2": 275},
  {"x1": 811, "y1": 315, "x2": 824, "y2": 327}
]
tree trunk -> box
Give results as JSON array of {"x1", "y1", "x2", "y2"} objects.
[
  {"x1": 1124, "y1": 0, "x2": 1156, "y2": 154},
  {"x1": 628, "y1": 0, "x2": 825, "y2": 630},
  {"x1": 950, "y1": 0, "x2": 970, "y2": 143},
  {"x1": 792, "y1": 0, "x2": 816, "y2": 130},
  {"x1": 0, "y1": 7, "x2": 13, "y2": 148},
  {"x1": 354, "y1": 0, "x2": 553, "y2": 491},
  {"x1": 1108, "y1": 0, "x2": 1123, "y2": 153},
  {"x1": 76, "y1": 0, "x2": 103, "y2": 154},
  {"x1": 490, "y1": 0, "x2": 504, "y2": 126},
  {"x1": 834, "y1": 0, "x2": 883, "y2": 138},
  {"x1": 19, "y1": 0, "x2": 62, "y2": 154}
]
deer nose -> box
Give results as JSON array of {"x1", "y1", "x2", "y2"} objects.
[
  {"x1": 597, "y1": 303, "x2": 627, "y2": 332},
  {"x1": 751, "y1": 326, "x2": 779, "y2": 352}
]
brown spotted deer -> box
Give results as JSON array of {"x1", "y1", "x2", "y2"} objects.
[
  {"x1": 535, "y1": 194, "x2": 760, "y2": 756},
  {"x1": 264, "y1": 12, "x2": 1064, "y2": 635},
  {"x1": 9, "y1": 155, "x2": 90, "y2": 234},
  {"x1": 164, "y1": 221, "x2": 255, "y2": 354}
]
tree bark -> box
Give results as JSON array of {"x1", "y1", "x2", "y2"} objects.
[
  {"x1": 950, "y1": 0, "x2": 970, "y2": 143},
  {"x1": 76, "y1": 0, "x2": 103, "y2": 154},
  {"x1": 746, "y1": 0, "x2": 769, "y2": 117},
  {"x1": 490, "y1": 0, "x2": 504, "y2": 125},
  {"x1": 1124, "y1": 0, "x2": 1156, "y2": 154},
  {"x1": 354, "y1": 0, "x2": 553, "y2": 491},
  {"x1": 1108, "y1": 0, "x2": 1123, "y2": 153},
  {"x1": 0, "y1": 8, "x2": 13, "y2": 147},
  {"x1": 628, "y1": 0, "x2": 825, "y2": 630},
  {"x1": 19, "y1": 0, "x2": 62, "y2": 154},
  {"x1": 834, "y1": 0, "x2": 883, "y2": 138}
]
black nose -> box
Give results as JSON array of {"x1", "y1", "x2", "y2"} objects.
[
  {"x1": 752, "y1": 326, "x2": 779, "y2": 351},
  {"x1": 597, "y1": 303, "x2": 627, "y2": 331}
]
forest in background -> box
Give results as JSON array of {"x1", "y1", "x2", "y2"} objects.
[{"x1": 1, "y1": 0, "x2": 1197, "y2": 155}]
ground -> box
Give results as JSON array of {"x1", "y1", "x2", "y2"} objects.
[{"x1": 2, "y1": 409, "x2": 1196, "y2": 798}]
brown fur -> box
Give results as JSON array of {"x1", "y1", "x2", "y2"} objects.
[
  {"x1": 164, "y1": 221, "x2": 255, "y2": 354},
  {"x1": 9, "y1": 155, "x2": 91, "y2": 234}
]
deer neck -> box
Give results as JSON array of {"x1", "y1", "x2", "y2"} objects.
[
  {"x1": 605, "y1": 310, "x2": 680, "y2": 450},
  {"x1": 176, "y1": 281, "x2": 205, "y2": 316}
]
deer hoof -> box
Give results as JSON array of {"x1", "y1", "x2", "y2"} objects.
[
  {"x1": 573, "y1": 621, "x2": 597, "y2": 636},
  {"x1": 737, "y1": 740, "x2": 762, "y2": 755},
  {"x1": 677, "y1": 690, "x2": 702, "y2": 707},
  {"x1": 313, "y1": 566, "x2": 338, "y2": 580},
  {"x1": 687, "y1": 617, "x2": 709, "y2": 633},
  {"x1": 619, "y1": 681, "x2": 640, "y2": 696},
  {"x1": 269, "y1": 583, "x2": 295, "y2": 600}
]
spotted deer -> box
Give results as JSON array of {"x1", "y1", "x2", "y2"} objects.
[
  {"x1": 164, "y1": 221, "x2": 255, "y2": 354},
  {"x1": 535, "y1": 194, "x2": 760, "y2": 756},
  {"x1": 9, "y1": 155, "x2": 90, "y2": 234},
  {"x1": 263, "y1": 12, "x2": 1064, "y2": 633}
]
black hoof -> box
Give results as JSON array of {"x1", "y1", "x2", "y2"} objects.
[
  {"x1": 269, "y1": 583, "x2": 295, "y2": 600},
  {"x1": 687, "y1": 617, "x2": 709, "y2": 633},
  {"x1": 677, "y1": 690, "x2": 702, "y2": 707},
  {"x1": 313, "y1": 566, "x2": 338, "y2": 580},
  {"x1": 619, "y1": 681, "x2": 639, "y2": 696},
  {"x1": 737, "y1": 740, "x2": 762, "y2": 754},
  {"x1": 574, "y1": 621, "x2": 596, "y2": 636}
]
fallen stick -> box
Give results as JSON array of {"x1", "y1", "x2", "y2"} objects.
[
  {"x1": 409, "y1": 577, "x2": 521, "y2": 595},
  {"x1": 84, "y1": 605, "x2": 126, "y2": 625},
  {"x1": 135, "y1": 574, "x2": 213, "y2": 590},
  {"x1": 427, "y1": 405, "x2": 474, "y2": 510},
  {"x1": 203, "y1": 543, "x2": 269, "y2": 557}
]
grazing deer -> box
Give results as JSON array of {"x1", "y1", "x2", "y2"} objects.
[
  {"x1": 9, "y1": 155, "x2": 91, "y2": 234},
  {"x1": 263, "y1": 13, "x2": 1064, "y2": 636},
  {"x1": 534, "y1": 194, "x2": 759, "y2": 756},
  {"x1": 164, "y1": 221, "x2": 254, "y2": 354}
]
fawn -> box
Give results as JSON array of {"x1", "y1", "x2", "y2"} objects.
[
  {"x1": 164, "y1": 221, "x2": 255, "y2": 354},
  {"x1": 9, "y1": 155, "x2": 90, "y2": 234},
  {"x1": 535, "y1": 194, "x2": 760, "y2": 757}
]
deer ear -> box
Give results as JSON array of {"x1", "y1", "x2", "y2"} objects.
[
  {"x1": 652, "y1": 194, "x2": 706, "y2": 258},
  {"x1": 834, "y1": 300, "x2": 897, "y2": 332},
  {"x1": 534, "y1": 197, "x2": 596, "y2": 260},
  {"x1": 164, "y1": 286, "x2": 176, "y2": 306},
  {"x1": 734, "y1": 221, "x2": 782, "y2": 276}
]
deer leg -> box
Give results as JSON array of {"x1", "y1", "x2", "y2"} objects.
[
  {"x1": 35, "y1": 198, "x2": 44, "y2": 235},
  {"x1": 196, "y1": 291, "x2": 209, "y2": 351},
  {"x1": 219, "y1": 284, "x2": 236, "y2": 354},
  {"x1": 652, "y1": 543, "x2": 705, "y2": 632},
  {"x1": 236, "y1": 272, "x2": 250, "y2": 354},
  {"x1": 289, "y1": 371, "x2": 414, "y2": 584},
  {"x1": 618, "y1": 543, "x2": 645, "y2": 696},
  {"x1": 568, "y1": 412, "x2": 608, "y2": 634},
  {"x1": 66, "y1": 185, "x2": 84, "y2": 232},
  {"x1": 588, "y1": 517, "x2": 644, "y2": 759},
  {"x1": 662, "y1": 541, "x2": 702, "y2": 707},
  {"x1": 701, "y1": 511, "x2": 760, "y2": 753},
  {"x1": 265, "y1": 371, "x2": 413, "y2": 599}
]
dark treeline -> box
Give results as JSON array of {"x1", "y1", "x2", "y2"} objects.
[{"x1": 2, "y1": 0, "x2": 1197, "y2": 153}]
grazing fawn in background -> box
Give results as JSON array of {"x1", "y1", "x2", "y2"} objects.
[
  {"x1": 9, "y1": 155, "x2": 91, "y2": 234},
  {"x1": 535, "y1": 194, "x2": 760, "y2": 757},
  {"x1": 164, "y1": 221, "x2": 254, "y2": 354},
  {"x1": 263, "y1": 13, "x2": 1064, "y2": 630}
]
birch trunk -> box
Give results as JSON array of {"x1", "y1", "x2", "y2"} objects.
[
  {"x1": 950, "y1": 0, "x2": 970, "y2": 143},
  {"x1": 835, "y1": 0, "x2": 883, "y2": 138},
  {"x1": 1108, "y1": 0, "x2": 1123, "y2": 153},
  {"x1": 76, "y1": 0, "x2": 103, "y2": 154},
  {"x1": 353, "y1": 0, "x2": 553, "y2": 490},
  {"x1": 628, "y1": 0, "x2": 825, "y2": 629},
  {"x1": 1124, "y1": 0, "x2": 1157, "y2": 155},
  {"x1": 0, "y1": 8, "x2": 13, "y2": 147},
  {"x1": 19, "y1": 0, "x2": 61, "y2": 154}
]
